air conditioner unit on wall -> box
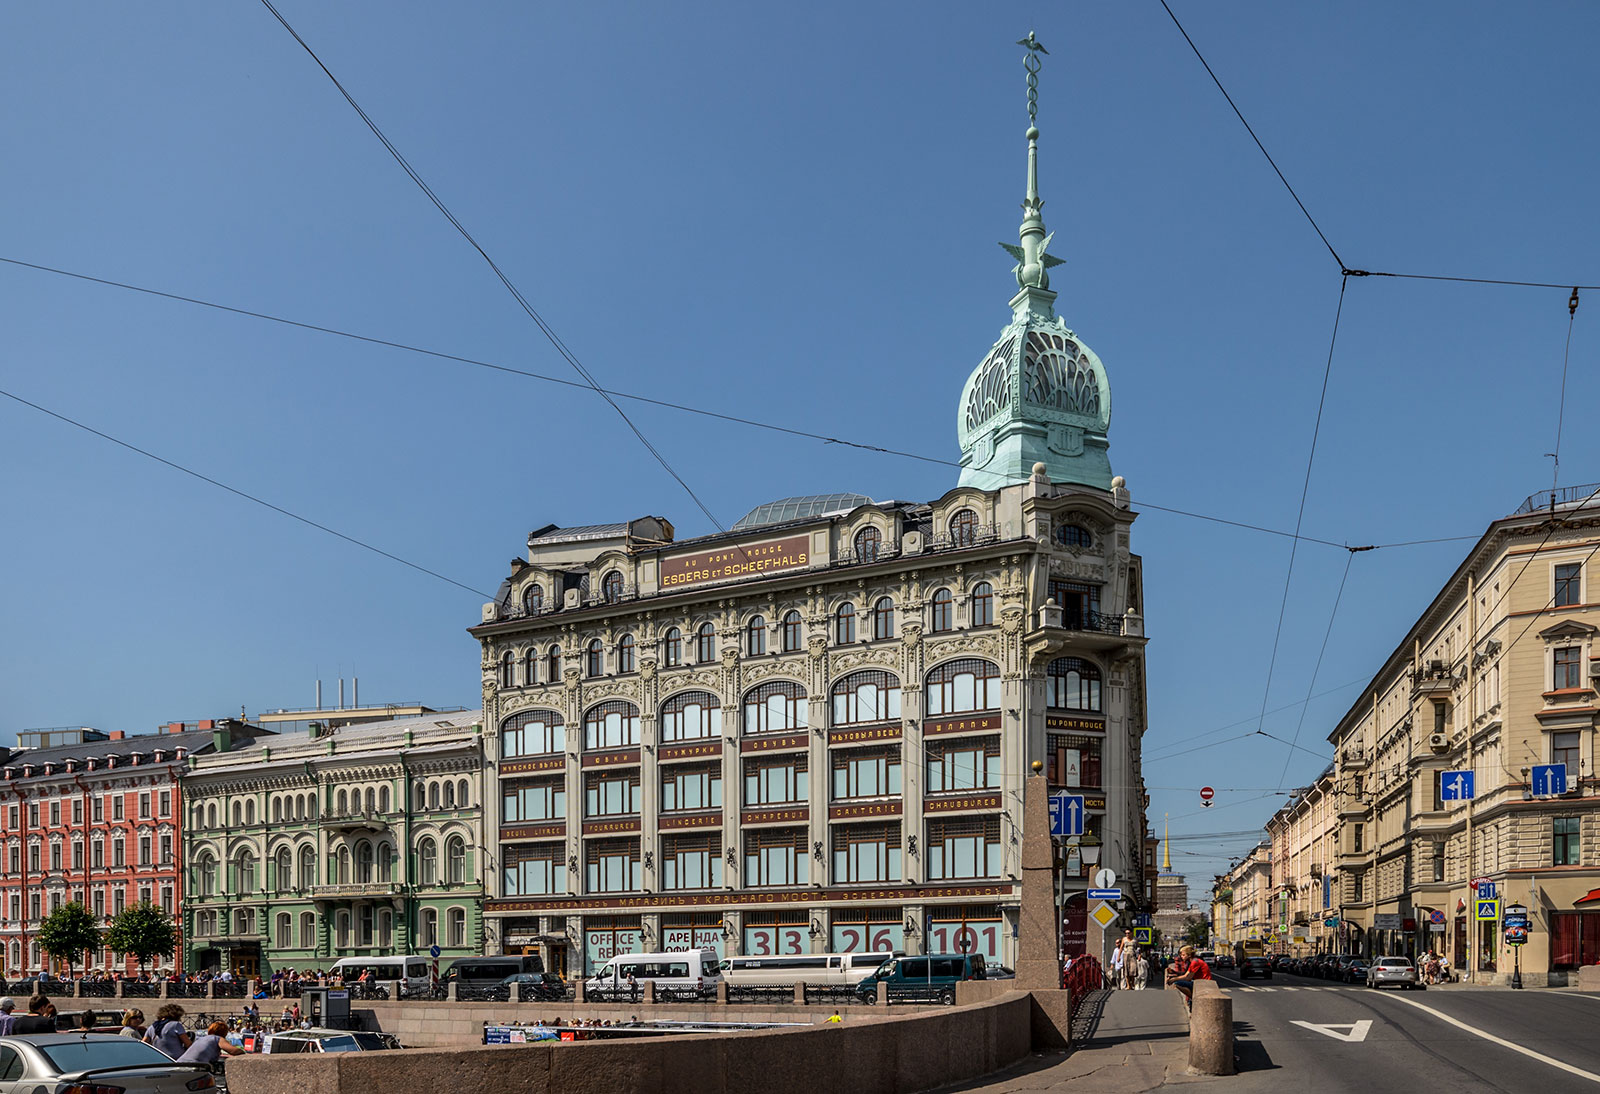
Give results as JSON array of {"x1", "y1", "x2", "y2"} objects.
[{"x1": 1428, "y1": 732, "x2": 1449, "y2": 752}]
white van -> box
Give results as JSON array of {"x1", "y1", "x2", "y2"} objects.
[
  {"x1": 722, "y1": 952, "x2": 897, "y2": 987},
  {"x1": 328, "y1": 955, "x2": 432, "y2": 992},
  {"x1": 585, "y1": 949, "x2": 723, "y2": 996}
]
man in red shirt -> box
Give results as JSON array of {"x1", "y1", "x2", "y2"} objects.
[{"x1": 1165, "y1": 945, "x2": 1212, "y2": 1009}]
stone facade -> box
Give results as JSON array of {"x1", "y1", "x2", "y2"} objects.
[
  {"x1": 1258, "y1": 769, "x2": 1339, "y2": 955},
  {"x1": 181, "y1": 712, "x2": 487, "y2": 977}
]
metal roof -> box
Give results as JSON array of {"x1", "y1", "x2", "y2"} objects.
[
  {"x1": 529, "y1": 523, "x2": 630, "y2": 544},
  {"x1": 731, "y1": 493, "x2": 872, "y2": 531}
]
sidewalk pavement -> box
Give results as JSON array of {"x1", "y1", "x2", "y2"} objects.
[{"x1": 934, "y1": 987, "x2": 1218, "y2": 1093}]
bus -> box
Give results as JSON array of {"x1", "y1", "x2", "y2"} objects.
[{"x1": 721, "y1": 951, "x2": 900, "y2": 987}]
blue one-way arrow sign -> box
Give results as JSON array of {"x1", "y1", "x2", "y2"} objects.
[
  {"x1": 1440, "y1": 770, "x2": 1475, "y2": 801},
  {"x1": 1049, "y1": 792, "x2": 1085, "y2": 837},
  {"x1": 1532, "y1": 763, "x2": 1568, "y2": 796}
]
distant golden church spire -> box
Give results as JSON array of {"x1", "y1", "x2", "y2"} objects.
[{"x1": 1163, "y1": 814, "x2": 1172, "y2": 872}]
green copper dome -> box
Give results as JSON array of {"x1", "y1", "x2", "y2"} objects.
[{"x1": 957, "y1": 35, "x2": 1114, "y2": 493}]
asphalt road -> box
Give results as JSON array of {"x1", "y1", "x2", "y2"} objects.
[{"x1": 1212, "y1": 969, "x2": 1600, "y2": 1094}]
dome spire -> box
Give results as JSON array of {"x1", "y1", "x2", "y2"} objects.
[{"x1": 1001, "y1": 32, "x2": 1064, "y2": 295}]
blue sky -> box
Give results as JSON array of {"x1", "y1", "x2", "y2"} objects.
[{"x1": 2, "y1": 2, "x2": 1596, "y2": 887}]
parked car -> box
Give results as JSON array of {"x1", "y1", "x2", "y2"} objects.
[
  {"x1": 1367, "y1": 957, "x2": 1421, "y2": 990},
  {"x1": 486, "y1": 973, "x2": 567, "y2": 1002},
  {"x1": 1239, "y1": 956, "x2": 1273, "y2": 980},
  {"x1": 0, "y1": 1033, "x2": 216, "y2": 1091},
  {"x1": 854, "y1": 953, "x2": 987, "y2": 1005},
  {"x1": 261, "y1": 1028, "x2": 403, "y2": 1053},
  {"x1": 1344, "y1": 958, "x2": 1370, "y2": 984},
  {"x1": 1214, "y1": 954, "x2": 1234, "y2": 969},
  {"x1": 443, "y1": 955, "x2": 547, "y2": 993}
]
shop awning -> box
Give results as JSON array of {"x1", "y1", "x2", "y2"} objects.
[{"x1": 1574, "y1": 887, "x2": 1600, "y2": 905}]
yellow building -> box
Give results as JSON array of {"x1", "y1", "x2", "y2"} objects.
[
  {"x1": 1330, "y1": 485, "x2": 1600, "y2": 984},
  {"x1": 1263, "y1": 769, "x2": 1339, "y2": 955}
]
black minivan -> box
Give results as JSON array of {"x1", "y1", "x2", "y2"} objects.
[
  {"x1": 443, "y1": 954, "x2": 546, "y2": 992},
  {"x1": 854, "y1": 952, "x2": 986, "y2": 1004}
]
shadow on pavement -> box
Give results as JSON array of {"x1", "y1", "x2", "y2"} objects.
[{"x1": 1233, "y1": 1020, "x2": 1278, "y2": 1074}]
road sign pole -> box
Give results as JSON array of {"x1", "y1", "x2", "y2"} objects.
[
  {"x1": 1512, "y1": 934, "x2": 1522, "y2": 989},
  {"x1": 1464, "y1": 795, "x2": 1473, "y2": 982}
]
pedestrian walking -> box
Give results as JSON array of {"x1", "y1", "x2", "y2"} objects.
[
  {"x1": 1134, "y1": 948, "x2": 1150, "y2": 990},
  {"x1": 1110, "y1": 938, "x2": 1125, "y2": 990}
]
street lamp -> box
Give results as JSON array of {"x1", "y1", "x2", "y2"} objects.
[{"x1": 1079, "y1": 834, "x2": 1102, "y2": 868}]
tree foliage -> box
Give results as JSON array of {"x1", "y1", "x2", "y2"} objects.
[
  {"x1": 37, "y1": 901, "x2": 102, "y2": 975},
  {"x1": 1182, "y1": 915, "x2": 1210, "y2": 948},
  {"x1": 105, "y1": 902, "x2": 178, "y2": 972}
]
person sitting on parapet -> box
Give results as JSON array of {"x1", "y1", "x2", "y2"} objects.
[{"x1": 1164, "y1": 945, "x2": 1212, "y2": 1009}]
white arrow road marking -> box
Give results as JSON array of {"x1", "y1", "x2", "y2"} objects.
[
  {"x1": 1388, "y1": 996, "x2": 1600, "y2": 1084},
  {"x1": 1291, "y1": 1020, "x2": 1372, "y2": 1043}
]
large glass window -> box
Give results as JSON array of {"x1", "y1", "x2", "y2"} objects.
[
  {"x1": 585, "y1": 771, "x2": 641, "y2": 817},
  {"x1": 1554, "y1": 646, "x2": 1583, "y2": 690},
  {"x1": 949, "y1": 508, "x2": 979, "y2": 547},
  {"x1": 747, "y1": 616, "x2": 767, "y2": 656},
  {"x1": 502, "y1": 778, "x2": 565, "y2": 823},
  {"x1": 831, "y1": 670, "x2": 901, "y2": 726},
  {"x1": 660, "y1": 764, "x2": 722, "y2": 812},
  {"x1": 660, "y1": 691, "x2": 721, "y2": 742},
  {"x1": 584, "y1": 701, "x2": 641, "y2": 750},
  {"x1": 926, "y1": 738, "x2": 1000, "y2": 793},
  {"x1": 745, "y1": 828, "x2": 808, "y2": 887},
  {"x1": 1046, "y1": 734, "x2": 1102, "y2": 789},
  {"x1": 744, "y1": 756, "x2": 808, "y2": 806},
  {"x1": 664, "y1": 627, "x2": 683, "y2": 667},
  {"x1": 662, "y1": 834, "x2": 722, "y2": 890},
  {"x1": 504, "y1": 844, "x2": 565, "y2": 897},
  {"x1": 696, "y1": 623, "x2": 717, "y2": 663},
  {"x1": 927, "y1": 817, "x2": 1001, "y2": 880},
  {"x1": 832, "y1": 823, "x2": 900, "y2": 884},
  {"x1": 586, "y1": 838, "x2": 640, "y2": 893},
  {"x1": 743, "y1": 681, "x2": 808, "y2": 735},
  {"x1": 1556, "y1": 562, "x2": 1582, "y2": 607},
  {"x1": 781, "y1": 611, "x2": 803, "y2": 652},
  {"x1": 1555, "y1": 817, "x2": 1581, "y2": 865},
  {"x1": 834, "y1": 602, "x2": 857, "y2": 644},
  {"x1": 930, "y1": 588, "x2": 953, "y2": 633},
  {"x1": 925, "y1": 659, "x2": 1001, "y2": 717},
  {"x1": 1047, "y1": 657, "x2": 1102, "y2": 712},
  {"x1": 832, "y1": 747, "x2": 901, "y2": 799},
  {"x1": 854, "y1": 527, "x2": 881, "y2": 564},
  {"x1": 501, "y1": 710, "x2": 565, "y2": 758}
]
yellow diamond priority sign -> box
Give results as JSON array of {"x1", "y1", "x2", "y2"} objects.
[{"x1": 1090, "y1": 901, "x2": 1118, "y2": 929}]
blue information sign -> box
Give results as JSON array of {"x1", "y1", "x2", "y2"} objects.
[
  {"x1": 1532, "y1": 763, "x2": 1568, "y2": 796},
  {"x1": 430, "y1": 944, "x2": 442, "y2": 959},
  {"x1": 1049, "y1": 792, "x2": 1085, "y2": 837},
  {"x1": 1440, "y1": 770, "x2": 1475, "y2": 801},
  {"x1": 1088, "y1": 888, "x2": 1123, "y2": 901}
]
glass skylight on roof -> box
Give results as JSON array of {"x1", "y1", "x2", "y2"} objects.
[{"x1": 731, "y1": 493, "x2": 872, "y2": 531}]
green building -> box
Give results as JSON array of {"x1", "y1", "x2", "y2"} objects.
[{"x1": 181, "y1": 711, "x2": 487, "y2": 977}]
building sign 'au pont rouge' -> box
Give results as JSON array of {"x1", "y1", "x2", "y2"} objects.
[{"x1": 660, "y1": 535, "x2": 810, "y2": 590}]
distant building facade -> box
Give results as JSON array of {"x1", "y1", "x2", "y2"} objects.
[
  {"x1": 1260, "y1": 768, "x2": 1339, "y2": 955},
  {"x1": 181, "y1": 711, "x2": 486, "y2": 977}
]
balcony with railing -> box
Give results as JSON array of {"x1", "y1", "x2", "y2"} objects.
[
  {"x1": 315, "y1": 881, "x2": 402, "y2": 900},
  {"x1": 320, "y1": 809, "x2": 391, "y2": 833},
  {"x1": 1514, "y1": 482, "x2": 1600, "y2": 516}
]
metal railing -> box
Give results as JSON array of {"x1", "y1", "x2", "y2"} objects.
[
  {"x1": 212, "y1": 981, "x2": 248, "y2": 999},
  {"x1": 169, "y1": 981, "x2": 210, "y2": 998},
  {"x1": 122, "y1": 982, "x2": 160, "y2": 998},
  {"x1": 724, "y1": 984, "x2": 797, "y2": 1006},
  {"x1": 1064, "y1": 610, "x2": 1123, "y2": 636},
  {"x1": 77, "y1": 981, "x2": 115, "y2": 997},
  {"x1": 1514, "y1": 482, "x2": 1600, "y2": 515}
]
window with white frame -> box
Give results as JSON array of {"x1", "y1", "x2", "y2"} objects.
[{"x1": 1555, "y1": 562, "x2": 1583, "y2": 607}]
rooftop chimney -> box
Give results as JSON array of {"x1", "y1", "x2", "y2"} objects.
[{"x1": 108, "y1": 731, "x2": 125, "y2": 741}]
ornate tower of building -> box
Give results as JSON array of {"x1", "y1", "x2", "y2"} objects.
[{"x1": 958, "y1": 34, "x2": 1114, "y2": 492}]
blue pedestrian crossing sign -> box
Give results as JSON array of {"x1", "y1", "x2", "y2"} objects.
[
  {"x1": 1049, "y1": 792, "x2": 1085, "y2": 836},
  {"x1": 1532, "y1": 763, "x2": 1568, "y2": 796},
  {"x1": 1134, "y1": 927, "x2": 1153, "y2": 945},
  {"x1": 1440, "y1": 770, "x2": 1475, "y2": 801},
  {"x1": 1475, "y1": 898, "x2": 1500, "y2": 922}
]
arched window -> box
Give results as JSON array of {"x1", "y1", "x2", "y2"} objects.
[
  {"x1": 378, "y1": 785, "x2": 390, "y2": 813},
  {"x1": 231, "y1": 802, "x2": 242, "y2": 826},
  {"x1": 949, "y1": 508, "x2": 979, "y2": 547},
  {"x1": 457, "y1": 778, "x2": 469, "y2": 807},
  {"x1": 971, "y1": 581, "x2": 994, "y2": 627},
  {"x1": 447, "y1": 837, "x2": 467, "y2": 885},
  {"x1": 500, "y1": 651, "x2": 516, "y2": 688},
  {"x1": 743, "y1": 680, "x2": 808, "y2": 735},
  {"x1": 298, "y1": 846, "x2": 316, "y2": 890},
  {"x1": 448, "y1": 907, "x2": 467, "y2": 947},
  {"x1": 617, "y1": 633, "x2": 636, "y2": 674},
  {"x1": 661, "y1": 690, "x2": 722, "y2": 741},
  {"x1": 1057, "y1": 524, "x2": 1093, "y2": 549},
  {"x1": 835, "y1": 602, "x2": 856, "y2": 644},
  {"x1": 415, "y1": 782, "x2": 427, "y2": 810},
  {"x1": 299, "y1": 911, "x2": 316, "y2": 949},
  {"x1": 781, "y1": 611, "x2": 803, "y2": 652},
  {"x1": 696, "y1": 623, "x2": 716, "y2": 663},
  {"x1": 547, "y1": 644, "x2": 563, "y2": 681},
  {"x1": 271, "y1": 798, "x2": 281, "y2": 824},
  {"x1": 236, "y1": 850, "x2": 257, "y2": 893},
  {"x1": 335, "y1": 910, "x2": 351, "y2": 948},
  {"x1": 601, "y1": 570, "x2": 624, "y2": 603},
  {"x1": 584, "y1": 700, "x2": 641, "y2": 750},
  {"x1": 421, "y1": 908, "x2": 439, "y2": 947},
  {"x1": 854, "y1": 527, "x2": 881, "y2": 563},
  {"x1": 356, "y1": 841, "x2": 374, "y2": 884},
  {"x1": 276, "y1": 912, "x2": 291, "y2": 949},
  {"x1": 872, "y1": 597, "x2": 895, "y2": 640},
  {"x1": 418, "y1": 839, "x2": 438, "y2": 886},
  {"x1": 443, "y1": 782, "x2": 456, "y2": 809},
  {"x1": 926, "y1": 658, "x2": 1001, "y2": 716},
  {"x1": 197, "y1": 854, "x2": 217, "y2": 896},
  {"x1": 206, "y1": 804, "x2": 217, "y2": 828},
  {"x1": 335, "y1": 847, "x2": 350, "y2": 885},
  {"x1": 377, "y1": 842, "x2": 393, "y2": 882},
  {"x1": 246, "y1": 800, "x2": 256, "y2": 825},
  {"x1": 522, "y1": 583, "x2": 543, "y2": 614},
  {"x1": 831, "y1": 670, "x2": 902, "y2": 726},
  {"x1": 522, "y1": 648, "x2": 539, "y2": 687},
  {"x1": 364, "y1": 787, "x2": 375, "y2": 814},
  {"x1": 428, "y1": 782, "x2": 441, "y2": 811},
  {"x1": 586, "y1": 638, "x2": 604, "y2": 678},
  {"x1": 275, "y1": 847, "x2": 291, "y2": 892},
  {"x1": 337, "y1": 789, "x2": 348, "y2": 816},
  {"x1": 1048, "y1": 657, "x2": 1103, "y2": 712},
  {"x1": 501, "y1": 709, "x2": 565, "y2": 758},
  {"x1": 663, "y1": 627, "x2": 683, "y2": 667},
  {"x1": 930, "y1": 588, "x2": 954, "y2": 633},
  {"x1": 746, "y1": 616, "x2": 767, "y2": 656}
]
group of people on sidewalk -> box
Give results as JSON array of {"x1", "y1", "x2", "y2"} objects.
[{"x1": 1108, "y1": 932, "x2": 1153, "y2": 990}]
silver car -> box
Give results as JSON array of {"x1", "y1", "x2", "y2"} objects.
[
  {"x1": 1366, "y1": 957, "x2": 1421, "y2": 990},
  {"x1": 0, "y1": 1033, "x2": 216, "y2": 1093}
]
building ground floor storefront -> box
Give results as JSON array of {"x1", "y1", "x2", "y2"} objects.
[{"x1": 485, "y1": 883, "x2": 1020, "y2": 977}]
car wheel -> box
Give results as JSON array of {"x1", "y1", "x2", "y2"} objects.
[
  {"x1": 939, "y1": 989, "x2": 956, "y2": 1005},
  {"x1": 863, "y1": 995, "x2": 877, "y2": 1006}
]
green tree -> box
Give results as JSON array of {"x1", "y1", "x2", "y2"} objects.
[
  {"x1": 37, "y1": 901, "x2": 102, "y2": 977},
  {"x1": 105, "y1": 902, "x2": 178, "y2": 974},
  {"x1": 1182, "y1": 915, "x2": 1210, "y2": 948}
]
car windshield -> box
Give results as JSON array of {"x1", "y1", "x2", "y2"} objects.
[{"x1": 40, "y1": 1038, "x2": 178, "y2": 1073}]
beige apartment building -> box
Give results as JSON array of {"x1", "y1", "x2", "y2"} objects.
[
  {"x1": 1222, "y1": 843, "x2": 1273, "y2": 949},
  {"x1": 1329, "y1": 485, "x2": 1600, "y2": 984},
  {"x1": 1262, "y1": 769, "x2": 1339, "y2": 955}
]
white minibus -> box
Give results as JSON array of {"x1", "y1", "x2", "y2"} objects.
[
  {"x1": 584, "y1": 949, "x2": 724, "y2": 995},
  {"x1": 327, "y1": 955, "x2": 431, "y2": 992},
  {"x1": 721, "y1": 952, "x2": 898, "y2": 987}
]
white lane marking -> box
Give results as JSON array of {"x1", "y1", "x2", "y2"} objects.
[
  {"x1": 1387, "y1": 995, "x2": 1600, "y2": 1085},
  {"x1": 1291, "y1": 1019, "x2": 1372, "y2": 1043}
]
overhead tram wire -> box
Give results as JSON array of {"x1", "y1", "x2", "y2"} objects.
[
  {"x1": 1275, "y1": 549, "x2": 1356, "y2": 790},
  {"x1": 1141, "y1": 675, "x2": 1367, "y2": 763},
  {"x1": 254, "y1": 1, "x2": 727, "y2": 535},
  {"x1": 0, "y1": 254, "x2": 1478, "y2": 557},
  {"x1": 0, "y1": 386, "x2": 494, "y2": 600}
]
